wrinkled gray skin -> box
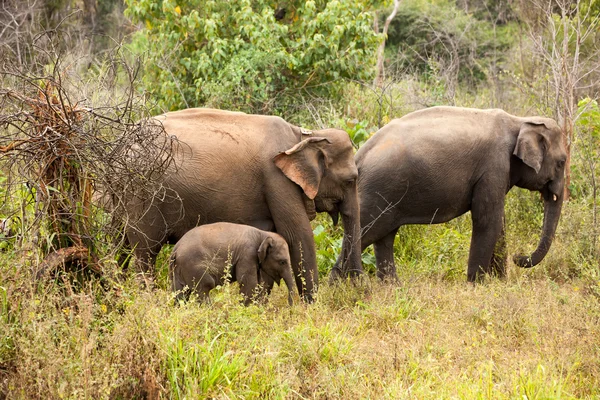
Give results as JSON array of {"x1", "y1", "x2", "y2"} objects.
[
  {"x1": 332, "y1": 106, "x2": 566, "y2": 282},
  {"x1": 170, "y1": 222, "x2": 295, "y2": 305},
  {"x1": 127, "y1": 108, "x2": 361, "y2": 301}
]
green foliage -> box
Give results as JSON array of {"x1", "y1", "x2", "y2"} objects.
[
  {"x1": 343, "y1": 119, "x2": 376, "y2": 148},
  {"x1": 393, "y1": 217, "x2": 470, "y2": 280},
  {"x1": 571, "y1": 97, "x2": 600, "y2": 199},
  {"x1": 383, "y1": 0, "x2": 518, "y2": 87},
  {"x1": 124, "y1": 0, "x2": 379, "y2": 113},
  {"x1": 313, "y1": 214, "x2": 377, "y2": 277},
  {"x1": 313, "y1": 219, "x2": 342, "y2": 277},
  {"x1": 163, "y1": 331, "x2": 244, "y2": 398}
]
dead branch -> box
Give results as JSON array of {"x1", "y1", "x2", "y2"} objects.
[
  {"x1": 34, "y1": 245, "x2": 100, "y2": 280},
  {"x1": 0, "y1": 29, "x2": 177, "y2": 273},
  {"x1": 374, "y1": 0, "x2": 401, "y2": 87}
]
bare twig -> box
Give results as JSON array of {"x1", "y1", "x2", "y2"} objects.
[{"x1": 0, "y1": 28, "x2": 177, "y2": 275}]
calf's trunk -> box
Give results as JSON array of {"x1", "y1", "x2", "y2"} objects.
[{"x1": 282, "y1": 268, "x2": 296, "y2": 306}]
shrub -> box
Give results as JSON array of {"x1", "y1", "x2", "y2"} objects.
[{"x1": 124, "y1": 0, "x2": 379, "y2": 113}]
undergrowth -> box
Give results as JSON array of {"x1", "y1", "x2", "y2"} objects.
[{"x1": 1, "y1": 202, "x2": 599, "y2": 399}]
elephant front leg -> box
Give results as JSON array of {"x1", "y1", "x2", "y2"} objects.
[
  {"x1": 287, "y1": 231, "x2": 318, "y2": 302},
  {"x1": 489, "y1": 217, "x2": 508, "y2": 278},
  {"x1": 273, "y1": 215, "x2": 318, "y2": 301},
  {"x1": 468, "y1": 202, "x2": 504, "y2": 283},
  {"x1": 237, "y1": 263, "x2": 260, "y2": 306},
  {"x1": 267, "y1": 191, "x2": 318, "y2": 302}
]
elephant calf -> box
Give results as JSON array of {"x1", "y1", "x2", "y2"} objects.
[{"x1": 170, "y1": 222, "x2": 296, "y2": 305}]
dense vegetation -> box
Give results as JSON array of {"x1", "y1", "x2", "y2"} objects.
[{"x1": 1, "y1": 0, "x2": 599, "y2": 398}]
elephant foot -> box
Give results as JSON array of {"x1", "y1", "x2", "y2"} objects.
[
  {"x1": 301, "y1": 292, "x2": 315, "y2": 304},
  {"x1": 328, "y1": 265, "x2": 344, "y2": 283},
  {"x1": 467, "y1": 268, "x2": 487, "y2": 284},
  {"x1": 376, "y1": 262, "x2": 398, "y2": 283},
  {"x1": 329, "y1": 265, "x2": 364, "y2": 285},
  {"x1": 376, "y1": 271, "x2": 400, "y2": 284}
]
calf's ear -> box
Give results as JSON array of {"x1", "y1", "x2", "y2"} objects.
[{"x1": 258, "y1": 236, "x2": 274, "y2": 264}]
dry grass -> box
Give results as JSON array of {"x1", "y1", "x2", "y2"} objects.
[
  {"x1": 1, "y1": 256, "x2": 599, "y2": 399},
  {"x1": 0, "y1": 187, "x2": 598, "y2": 399}
]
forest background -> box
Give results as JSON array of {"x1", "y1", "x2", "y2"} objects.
[{"x1": 1, "y1": 0, "x2": 600, "y2": 398}]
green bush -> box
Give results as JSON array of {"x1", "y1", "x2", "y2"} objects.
[
  {"x1": 383, "y1": 0, "x2": 517, "y2": 88},
  {"x1": 125, "y1": 0, "x2": 379, "y2": 113}
]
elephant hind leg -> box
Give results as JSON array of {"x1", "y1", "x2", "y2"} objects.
[
  {"x1": 171, "y1": 266, "x2": 190, "y2": 303},
  {"x1": 374, "y1": 227, "x2": 399, "y2": 281}
]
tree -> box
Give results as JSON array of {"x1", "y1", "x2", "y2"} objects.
[
  {"x1": 0, "y1": 25, "x2": 176, "y2": 276},
  {"x1": 374, "y1": 0, "x2": 400, "y2": 87},
  {"x1": 380, "y1": 0, "x2": 517, "y2": 99},
  {"x1": 526, "y1": 0, "x2": 600, "y2": 200},
  {"x1": 124, "y1": 0, "x2": 379, "y2": 114}
]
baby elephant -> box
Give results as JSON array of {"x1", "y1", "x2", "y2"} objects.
[{"x1": 170, "y1": 222, "x2": 296, "y2": 305}]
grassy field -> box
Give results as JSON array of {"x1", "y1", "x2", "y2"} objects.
[
  {"x1": 1, "y1": 227, "x2": 599, "y2": 399},
  {"x1": 0, "y1": 187, "x2": 598, "y2": 399},
  {"x1": 1, "y1": 81, "x2": 598, "y2": 398}
]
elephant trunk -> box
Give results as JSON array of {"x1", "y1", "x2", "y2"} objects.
[
  {"x1": 513, "y1": 185, "x2": 564, "y2": 268},
  {"x1": 282, "y1": 267, "x2": 296, "y2": 306},
  {"x1": 337, "y1": 186, "x2": 362, "y2": 278}
]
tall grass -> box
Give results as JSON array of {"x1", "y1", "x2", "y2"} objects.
[{"x1": 1, "y1": 237, "x2": 599, "y2": 398}]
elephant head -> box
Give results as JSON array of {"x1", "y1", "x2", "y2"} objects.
[
  {"x1": 257, "y1": 234, "x2": 296, "y2": 305},
  {"x1": 511, "y1": 119, "x2": 567, "y2": 268},
  {"x1": 274, "y1": 128, "x2": 362, "y2": 278}
]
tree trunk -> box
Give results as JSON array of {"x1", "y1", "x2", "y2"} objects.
[{"x1": 374, "y1": 0, "x2": 400, "y2": 87}]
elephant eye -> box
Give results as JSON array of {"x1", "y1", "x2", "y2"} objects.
[
  {"x1": 557, "y1": 160, "x2": 565, "y2": 168},
  {"x1": 345, "y1": 178, "x2": 356, "y2": 186},
  {"x1": 279, "y1": 260, "x2": 286, "y2": 265}
]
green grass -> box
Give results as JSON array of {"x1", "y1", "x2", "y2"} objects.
[
  {"x1": 1, "y1": 187, "x2": 599, "y2": 399},
  {"x1": 1, "y1": 253, "x2": 599, "y2": 398}
]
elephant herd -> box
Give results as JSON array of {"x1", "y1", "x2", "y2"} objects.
[{"x1": 125, "y1": 106, "x2": 567, "y2": 304}]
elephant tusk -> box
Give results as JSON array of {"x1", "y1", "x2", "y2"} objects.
[{"x1": 553, "y1": 194, "x2": 557, "y2": 202}]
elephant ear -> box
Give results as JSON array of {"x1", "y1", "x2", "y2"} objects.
[
  {"x1": 513, "y1": 121, "x2": 550, "y2": 174},
  {"x1": 274, "y1": 137, "x2": 331, "y2": 200},
  {"x1": 258, "y1": 236, "x2": 274, "y2": 264}
]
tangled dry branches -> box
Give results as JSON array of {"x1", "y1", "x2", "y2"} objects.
[{"x1": 0, "y1": 48, "x2": 177, "y2": 278}]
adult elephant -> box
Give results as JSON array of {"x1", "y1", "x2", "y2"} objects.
[
  {"x1": 126, "y1": 108, "x2": 361, "y2": 300},
  {"x1": 331, "y1": 106, "x2": 566, "y2": 282}
]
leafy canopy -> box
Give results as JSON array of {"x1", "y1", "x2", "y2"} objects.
[{"x1": 125, "y1": 0, "x2": 380, "y2": 114}]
